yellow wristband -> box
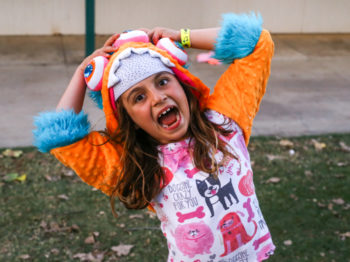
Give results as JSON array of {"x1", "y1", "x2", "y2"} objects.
[{"x1": 180, "y1": 29, "x2": 191, "y2": 48}]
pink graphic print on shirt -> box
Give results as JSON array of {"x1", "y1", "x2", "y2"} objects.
[
  {"x1": 218, "y1": 212, "x2": 257, "y2": 257},
  {"x1": 161, "y1": 141, "x2": 192, "y2": 172},
  {"x1": 173, "y1": 221, "x2": 214, "y2": 258},
  {"x1": 160, "y1": 167, "x2": 174, "y2": 189},
  {"x1": 238, "y1": 170, "x2": 255, "y2": 196}
]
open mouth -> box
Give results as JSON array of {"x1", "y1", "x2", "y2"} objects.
[{"x1": 157, "y1": 106, "x2": 180, "y2": 129}]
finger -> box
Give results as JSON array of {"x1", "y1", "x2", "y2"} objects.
[
  {"x1": 147, "y1": 29, "x2": 155, "y2": 42},
  {"x1": 152, "y1": 30, "x2": 161, "y2": 44},
  {"x1": 102, "y1": 46, "x2": 117, "y2": 53},
  {"x1": 104, "y1": 33, "x2": 120, "y2": 47}
]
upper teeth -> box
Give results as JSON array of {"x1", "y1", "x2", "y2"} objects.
[{"x1": 159, "y1": 108, "x2": 172, "y2": 118}]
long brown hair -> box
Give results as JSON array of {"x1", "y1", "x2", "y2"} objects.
[{"x1": 108, "y1": 81, "x2": 234, "y2": 214}]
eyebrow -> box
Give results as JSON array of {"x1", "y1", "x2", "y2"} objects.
[
  {"x1": 126, "y1": 72, "x2": 169, "y2": 102},
  {"x1": 154, "y1": 72, "x2": 168, "y2": 81},
  {"x1": 126, "y1": 87, "x2": 142, "y2": 103}
]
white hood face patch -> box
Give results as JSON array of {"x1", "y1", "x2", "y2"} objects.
[{"x1": 107, "y1": 48, "x2": 176, "y2": 101}]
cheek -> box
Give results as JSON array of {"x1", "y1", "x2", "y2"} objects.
[{"x1": 127, "y1": 106, "x2": 153, "y2": 129}]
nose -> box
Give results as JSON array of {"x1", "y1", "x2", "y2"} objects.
[{"x1": 150, "y1": 87, "x2": 166, "y2": 106}]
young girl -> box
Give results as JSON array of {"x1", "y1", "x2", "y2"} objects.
[{"x1": 34, "y1": 12, "x2": 275, "y2": 262}]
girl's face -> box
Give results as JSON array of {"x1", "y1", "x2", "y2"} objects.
[{"x1": 120, "y1": 72, "x2": 190, "y2": 144}]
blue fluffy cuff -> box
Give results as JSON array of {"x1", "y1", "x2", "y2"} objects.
[
  {"x1": 213, "y1": 12, "x2": 263, "y2": 64},
  {"x1": 33, "y1": 109, "x2": 91, "y2": 153}
]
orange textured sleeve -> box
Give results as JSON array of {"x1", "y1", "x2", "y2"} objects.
[
  {"x1": 206, "y1": 30, "x2": 274, "y2": 145},
  {"x1": 50, "y1": 131, "x2": 122, "y2": 196}
]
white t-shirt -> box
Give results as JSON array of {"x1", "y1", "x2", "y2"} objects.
[{"x1": 151, "y1": 111, "x2": 275, "y2": 262}]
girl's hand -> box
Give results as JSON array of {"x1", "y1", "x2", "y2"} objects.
[
  {"x1": 56, "y1": 33, "x2": 119, "y2": 112},
  {"x1": 79, "y1": 33, "x2": 120, "y2": 73},
  {"x1": 139, "y1": 27, "x2": 180, "y2": 45}
]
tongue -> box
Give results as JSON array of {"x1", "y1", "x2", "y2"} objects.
[{"x1": 160, "y1": 110, "x2": 177, "y2": 126}]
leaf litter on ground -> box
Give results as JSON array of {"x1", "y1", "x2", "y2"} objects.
[
  {"x1": 2, "y1": 149, "x2": 23, "y2": 158},
  {"x1": 1, "y1": 134, "x2": 350, "y2": 261},
  {"x1": 339, "y1": 141, "x2": 350, "y2": 152},
  {"x1": 111, "y1": 244, "x2": 134, "y2": 257},
  {"x1": 311, "y1": 139, "x2": 326, "y2": 151}
]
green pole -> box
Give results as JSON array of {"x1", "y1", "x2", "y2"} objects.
[{"x1": 85, "y1": 0, "x2": 95, "y2": 57}]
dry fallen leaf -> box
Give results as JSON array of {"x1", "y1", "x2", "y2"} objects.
[
  {"x1": 279, "y1": 140, "x2": 294, "y2": 148},
  {"x1": 111, "y1": 244, "x2": 134, "y2": 257},
  {"x1": 336, "y1": 162, "x2": 347, "y2": 167},
  {"x1": 317, "y1": 202, "x2": 326, "y2": 208},
  {"x1": 343, "y1": 204, "x2": 350, "y2": 210},
  {"x1": 334, "y1": 174, "x2": 345, "y2": 179},
  {"x1": 339, "y1": 141, "x2": 350, "y2": 152},
  {"x1": 283, "y1": 240, "x2": 293, "y2": 246},
  {"x1": 290, "y1": 194, "x2": 298, "y2": 201},
  {"x1": 49, "y1": 222, "x2": 60, "y2": 232},
  {"x1": 129, "y1": 214, "x2": 144, "y2": 219},
  {"x1": 62, "y1": 169, "x2": 75, "y2": 177},
  {"x1": 73, "y1": 251, "x2": 104, "y2": 262},
  {"x1": 84, "y1": 235, "x2": 95, "y2": 244},
  {"x1": 57, "y1": 194, "x2": 69, "y2": 201},
  {"x1": 328, "y1": 203, "x2": 334, "y2": 210},
  {"x1": 18, "y1": 254, "x2": 30, "y2": 260},
  {"x1": 266, "y1": 177, "x2": 281, "y2": 184},
  {"x1": 73, "y1": 253, "x2": 87, "y2": 260},
  {"x1": 332, "y1": 198, "x2": 345, "y2": 205},
  {"x1": 40, "y1": 220, "x2": 48, "y2": 229},
  {"x1": 339, "y1": 232, "x2": 350, "y2": 239},
  {"x1": 2, "y1": 149, "x2": 23, "y2": 158},
  {"x1": 50, "y1": 248, "x2": 60, "y2": 255},
  {"x1": 145, "y1": 210, "x2": 157, "y2": 219},
  {"x1": 71, "y1": 224, "x2": 80, "y2": 232},
  {"x1": 311, "y1": 139, "x2": 326, "y2": 151},
  {"x1": 266, "y1": 154, "x2": 285, "y2": 161},
  {"x1": 304, "y1": 170, "x2": 313, "y2": 177}
]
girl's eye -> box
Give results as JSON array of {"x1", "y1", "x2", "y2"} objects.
[
  {"x1": 134, "y1": 94, "x2": 145, "y2": 103},
  {"x1": 159, "y1": 78, "x2": 169, "y2": 86}
]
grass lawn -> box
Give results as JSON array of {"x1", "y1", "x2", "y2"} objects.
[{"x1": 1, "y1": 134, "x2": 349, "y2": 261}]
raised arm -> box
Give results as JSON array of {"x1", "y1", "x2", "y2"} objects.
[
  {"x1": 56, "y1": 34, "x2": 119, "y2": 113},
  {"x1": 33, "y1": 34, "x2": 123, "y2": 196},
  {"x1": 143, "y1": 27, "x2": 219, "y2": 50},
  {"x1": 207, "y1": 13, "x2": 274, "y2": 144}
]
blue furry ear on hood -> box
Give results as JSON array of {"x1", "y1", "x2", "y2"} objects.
[
  {"x1": 213, "y1": 12, "x2": 263, "y2": 64},
  {"x1": 88, "y1": 90, "x2": 103, "y2": 109}
]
